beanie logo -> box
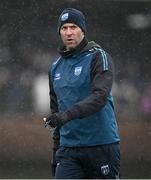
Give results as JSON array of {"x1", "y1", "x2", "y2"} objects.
[{"x1": 61, "y1": 13, "x2": 69, "y2": 21}]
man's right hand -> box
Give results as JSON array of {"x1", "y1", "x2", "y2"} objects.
[{"x1": 43, "y1": 112, "x2": 69, "y2": 128}]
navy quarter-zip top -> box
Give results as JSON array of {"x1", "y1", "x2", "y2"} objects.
[{"x1": 49, "y1": 40, "x2": 120, "y2": 147}]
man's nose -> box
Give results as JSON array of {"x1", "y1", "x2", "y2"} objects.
[{"x1": 65, "y1": 28, "x2": 72, "y2": 35}]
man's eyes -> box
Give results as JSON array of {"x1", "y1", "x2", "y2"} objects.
[
  {"x1": 70, "y1": 26, "x2": 77, "y2": 29},
  {"x1": 61, "y1": 26, "x2": 77, "y2": 30}
]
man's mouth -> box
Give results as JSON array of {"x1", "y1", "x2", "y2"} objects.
[{"x1": 66, "y1": 39, "x2": 73, "y2": 43}]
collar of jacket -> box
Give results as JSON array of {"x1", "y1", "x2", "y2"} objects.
[{"x1": 58, "y1": 36, "x2": 88, "y2": 59}]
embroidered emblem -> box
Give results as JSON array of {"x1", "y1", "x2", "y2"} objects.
[
  {"x1": 61, "y1": 13, "x2": 69, "y2": 21},
  {"x1": 74, "y1": 66, "x2": 82, "y2": 76},
  {"x1": 54, "y1": 73, "x2": 61, "y2": 80},
  {"x1": 101, "y1": 164, "x2": 109, "y2": 175}
]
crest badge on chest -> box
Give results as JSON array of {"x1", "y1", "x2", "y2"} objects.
[{"x1": 74, "y1": 66, "x2": 82, "y2": 76}]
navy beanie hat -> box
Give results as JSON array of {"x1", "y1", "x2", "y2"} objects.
[{"x1": 57, "y1": 8, "x2": 87, "y2": 34}]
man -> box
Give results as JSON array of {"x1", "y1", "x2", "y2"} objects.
[{"x1": 44, "y1": 8, "x2": 120, "y2": 179}]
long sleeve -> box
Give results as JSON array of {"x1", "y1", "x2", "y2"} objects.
[
  {"x1": 66, "y1": 50, "x2": 114, "y2": 119},
  {"x1": 48, "y1": 71, "x2": 60, "y2": 149},
  {"x1": 49, "y1": 71, "x2": 58, "y2": 114}
]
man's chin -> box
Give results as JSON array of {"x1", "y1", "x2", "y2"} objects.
[{"x1": 66, "y1": 44, "x2": 76, "y2": 49}]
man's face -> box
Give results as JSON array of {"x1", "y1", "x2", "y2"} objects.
[{"x1": 60, "y1": 23, "x2": 84, "y2": 50}]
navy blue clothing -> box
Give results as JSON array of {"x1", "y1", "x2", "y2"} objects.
[
  {"x1": 50, "y1": 45, "x2": 120, "y2": 147},
  {"x1": 55, "y1": 143, "x2": 120, "y2": 179},
  {"x1": 48, "y1": 38, "x2": 120, "y2": 178}
]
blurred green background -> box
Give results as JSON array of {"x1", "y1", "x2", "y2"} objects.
[{"x1": 0, "y1": 0, "x2": 151, "y2": 178}]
